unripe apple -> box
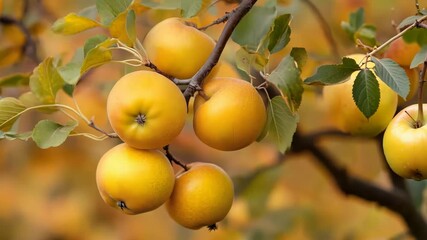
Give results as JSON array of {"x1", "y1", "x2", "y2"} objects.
[
  {"x1": 323, "y1": 54, "x2": 398, "y2": 137},
  {"x1": 383, "y1": 104, "x2": 427, "y2": 180},
  {"x1": 143, "y1": 17, "x2": 215, "y2": 79}
]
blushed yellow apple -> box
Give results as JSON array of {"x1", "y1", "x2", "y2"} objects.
[
  {"x1": 143, "y1": 17, "x2": 215, "y2": 79},
  {"x1": 323, "y1": 54, "x2": 398, "y2": 137},
  {"x1": 107, "y1": 70, "x2": 187, "y2": 149},
  {"x1": 193, "y1": 77, "x2": 267, "y2": 151},
  {"x1": 166, "y1": 162, "x2": 234, "y2": 230},
  {"x1": 383, "y1": 104, "x2": 427, "y2": 180},
  {"x1": 96, "y1": 143, "x2": 175, "y2": 214}
]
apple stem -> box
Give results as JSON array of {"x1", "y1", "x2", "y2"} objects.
[
  {"x1": 416, "y1": 58, "x2": 427, "y2": 127},
  {"x1": 207, "y1": 223, "x2": 218, "y2": 231},
  {"x1": 164, "y1": 145, "x2": 188, "y2": 171}
]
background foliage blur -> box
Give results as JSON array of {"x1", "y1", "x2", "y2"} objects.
[{"x1": 0, "y1": 0, "x2": 425, "y2": 239}]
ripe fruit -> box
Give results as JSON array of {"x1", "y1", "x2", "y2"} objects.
[
  {"x1": 107, "y1": 70, "x2": 187, "y2": 149},
  {"x1": 383, "y1": 38, "x2": 420, "y2": 67},
  {"x1": 166, "y1": 162, "x2": 234, "y2": 230},
  {"x1": 398, "y1": 67, "x2": 419, "y2": 104},
  {"x1": 193, "y1": 77, "x2": 267, "y2": 151},
  {"x1": 383, "y1": 104, "x2": 427, "y2": 180},
  {"x1": 143, "y1": 17, "x2": 215, "y2": 79},
  {"x1": 323, "y1": 54, "x2": 398, "y2": 137},
  {"x1": 96, "y1": 143, "x2": 175, "y2": 214}
]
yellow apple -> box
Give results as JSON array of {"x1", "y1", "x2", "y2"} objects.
[
  {"x1": 107, "y1": 70, "x2": 187, "y2": 149},
  {"x1": 193, "y1": 77, "x2": 267, "y2": 151},
  {"x1": 323, "y1": 54, "x2": 398, "y2": 137},
  {"x1": 383, "y1": 104, "x2": 427, "y2": 180},
  {"x1": 143, "y1": 17, "x2": 215, "y2": 79},
  {"x1": 96, "y1": 143, "x2": 175, "y2": 214},
  {"x1": 166, "y1": 162, "x2": 234, "y2": 230}
]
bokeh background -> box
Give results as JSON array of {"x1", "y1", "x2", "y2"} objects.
[{"x1": 0, "y1": 0, "x2": 425, "y2": 239}]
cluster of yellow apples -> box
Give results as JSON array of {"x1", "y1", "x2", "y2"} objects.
[
  {"x1": 96, "y1": 17, "x2": 267, "y2": 230},
  {"x1": 323, "y1": 47, "x2": 427, "y2": 180}
]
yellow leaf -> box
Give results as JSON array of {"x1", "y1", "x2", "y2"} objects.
[
  {"x1": 130, "y1": 2, "x2": 149, "y2": 14},
  {"x1": 52, "y1": 13, "x2": 100, "y2": 35},
  {"x1": 109, "y1": 11, "x2": 133, "y2": 46}
]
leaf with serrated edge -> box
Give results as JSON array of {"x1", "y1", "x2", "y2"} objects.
[
  {"x1": 52, "y1": 13, "x2": 100, "y2": 35},
  {"x1": 352, "y1": 69, "x2": 380, "y2": 119},
  {"x1": 181, "y1": 0, "x2": 202, "y2": 18},
  {"x1": 0, "y1": 97, "x2": 26, "y2": 131},
  {"x1": 29, "y1": 57, "x2": 64, "y2": 104},
  {"x1": 81, "y1": 38, "x2": 117, "y2": 74},
  {"x1": 96, "y1": 0, "x2": 132, "y2": 26},
  {"x1": 266, "y1": 96, "x2": 298, "y2": 153},
  {"x1": 268, "y1": 56, "x2": 303, "y2": 111},
  {"x1": 32, "y1": 120, "x2": 77, "y2": 149},
  {"x1": 305, "y1": 57, "x2": 361, "y2": 85},
  {"x1": 411, "y1": 45, "x2": 427, "y2": 69},
  {"x1": 372, "y1": 57, "x2": 409, "y2": 99},
  {"x1": 268, "y1": 14, "x2": 291, "y2": 53}
]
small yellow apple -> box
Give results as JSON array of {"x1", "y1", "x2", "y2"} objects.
[
  {"x1": 193, "y1": 77, "x2": 267, "y2": 151},
  {"x1": 107, "y1": 70, "x2": 187, "y2": 149},
  {"x1": 143, "y1": 17, "x2": 215, "y2": 79},
  {"x1": 323, "y1": 54, "x2": 398, "y2": 137},
  {"x1": 96, "y1": 143, "x2": 175, "y2": 214},
  {"x1": 383, "y1": 104, "x2": 427, "y2": 180},
  {"x1": 166, "y1": 162, "x2": 234, "y2": 230}
]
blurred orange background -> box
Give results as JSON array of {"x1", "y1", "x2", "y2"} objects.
[{"x1": 0, "y1": 0, "x2": 424, "y2": 239}]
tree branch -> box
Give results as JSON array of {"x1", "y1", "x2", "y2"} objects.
[
  {"x1": 0, "y1": 15, "x2": 39, "y2": 63},
  {"x1": 183, "y1": 0, "x2": 258, "y2": 102},
  {"x1": 291, "y1": 131, "x2": 427, "y2": 239}
]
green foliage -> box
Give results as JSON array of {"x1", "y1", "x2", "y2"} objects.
[
  {"x1": 140, "y1": 0, "x2": 180, "y2": 9},
  {"x1": 371, "y1": 57, "x2": 409, "y2": 99},
  {"x1": 181, "y1": 0, "x2": 203, "y2": 18},
  {"x1": 0, "y1": 97, "x2": 26, "y2": 131},
  {"x1": 235, "y1": 48, "x2": 268, "y2": 74},
  {"x1": 96, "y1": 0, "x2": 132, "y2": 26},
  {"x1": 268, "y1": 14, "x2": 291, "y2": 54},
  {"x1": 81, "y1": 38, "x2": 117, "y2": 74},
  {"x1": 0, "y1": 73, "x2": 30, "y2": 88},
  {"x1": 290, "y1": 47, "x2": 307, "y2": 71},
  {"x1": 265, "y1": 97, "x2": 298, "y2": 153},
  {"x1": 402, "y1": 28, "x2": 427, "y2": 46},
  {"x1": 268, "y1": 55, "x2": 303, "y2": 112},
  {"x1": 304, "y1": 57, "x2": 361, "y2": 85},
  {"x1": 341, "y1": 8, "x2": 377, "y2": 46},
  {"x1": 352, "y1": 69, "x2": 380, "y2": 119},
  {"x1": 29, "y1": 57, "x2": 64, "y2": 104},
  {"x1": 32, "y1": 120, "x2": 77, "y2": 149},
  {"x1": 411, "y1": 45, "x2": 427, "y2": 69}
]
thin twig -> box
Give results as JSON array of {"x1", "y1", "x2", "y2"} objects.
[
  {"x1": 164, "y1": 145, "x2": 188, "y2": 171},
  {"x1": 301, "y1": 0, "x2": 340, "y2": 60},
  {"x1": 198, "y1": 9, "x2": 236, "y2": 31}
]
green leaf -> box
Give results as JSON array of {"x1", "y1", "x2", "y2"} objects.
[
  {"x1": 372, "y1": 57, "x2": 410, "y2": 99},
  {"x1": 268, "y1": 14, "x2": 291, "y2": 53},
  {"x1": 96, "y1": 0, "x2": 132, "y2": 26},
  {"x1": 57, "y1": 48, "x2": 84, "y2": 92},
  {"x1": 235, "y1": 47, "x2": 268, "y2": 77},
  {"x1": 51, "y1": 13, "x2": 100, "y2": 35},
  {"x1": 0, "y1": 131, "x2": 32, "y2": 141},
  {"x1": 239, "y1": 165, "x2": 284, "y2": 217},
  {"x1": 181, "y1": 0, "x2": 202, "y2": 18},
  {"x1": 231, "y1": 6, "x2": 276, "y2": 51},
  {"x1": 352, "y1": 69, "x2": 380, "y2": 119},
  {"x1": 341, "y1": 8, "x2": 364, "y2": 37},
  {"x1": 0, "y1": 97, "x2": 26, "y2": 131},
  {"x1": 398, "y1": 15, "x2": 423, "y2": 30},
  {"x1": 0, "y1": 73, "x2": 30, "y2": 87},
  {"x1": 29, "y1": 57, "x2": 64, "y2": 104},
  {"x1": 403, "y1": 28, "x2": 427, "y2": 45},
  {"x1": 266, "y1": 96, "x2": 298, "y2": 153},
  {"x1": 140, "y1": 0, "x2": 181, "y2": 9},
  {"x1": 32, "y1": 120, "x2": 77, "y2": 149},
  {"x1": 268, "y1": 56, "x2": 303, "y2": 111},
  {"x1": 411, "y1": 45, "x2": 427, "y2": 69},
  {"x1": 81, "y1": 38, "x2": 117, "y2": 74},
  {"x1": 84, "y1": 35, "x2": 108, "y2": 57},
  {"x1": 354, "y1": 24, "x2": 377, "y2": 47},
  {"x1": 126, "y1": 10, "x2": 136, "y2": 44},
  {"x1": 304, "y1": 57, "x2": 361, "y2": 85},
  {"x1": 290, "y1": 47, "x2": 307, "y2": 71}
]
